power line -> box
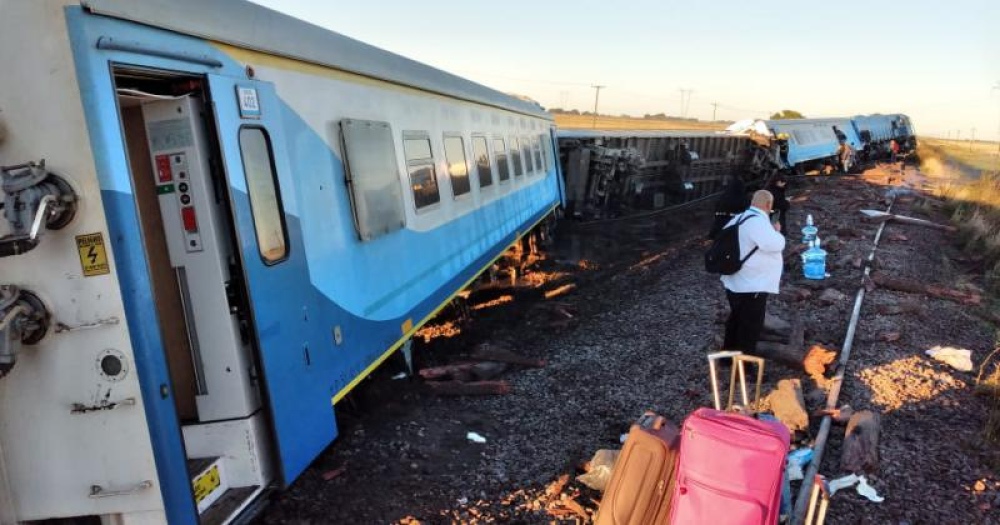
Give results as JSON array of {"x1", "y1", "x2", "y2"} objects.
[{"x1": 591, "y1": 85, "x2": 605, "y2": 128}]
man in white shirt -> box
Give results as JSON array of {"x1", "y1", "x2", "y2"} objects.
[{"x1": 720, "y1": 190, "x2": 786, "y2": 354}]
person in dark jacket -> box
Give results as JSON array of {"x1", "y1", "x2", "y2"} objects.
[
  {"x1": 708, "y1": 174, "x2": 748, "y2": 240},
  {"x1": 766, "y1": 174, "x2": 790, "y2": 235}
]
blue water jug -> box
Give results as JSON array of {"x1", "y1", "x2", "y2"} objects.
[
  {"x1": 802, "y1": 238, "x2": 827, "y2": 280},
  {"x1": 801, "y1": 214, "x2": 817, "y2": 244}
]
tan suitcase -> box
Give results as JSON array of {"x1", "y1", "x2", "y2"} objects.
[{"x1": 595, "y1": 412, "x2": 679, "y2": 525}]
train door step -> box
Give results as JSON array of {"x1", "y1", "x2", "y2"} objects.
[
  {"x1": 188, "y1": 456, "x2": 228, "y2": 514},
  {"x1": 200, "y1": 485, "x2": 262, "y2": 525}
]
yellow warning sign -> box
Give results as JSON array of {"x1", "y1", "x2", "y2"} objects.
[
  {"x1": 192, "y1": 464, "x2": 221, "y2": 504},
  {"x1": 75, "y1": 233, "x2": 110, "y2": 277}
]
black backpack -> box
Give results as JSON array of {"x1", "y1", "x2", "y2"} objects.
[{"x1": 705, "y1": 214, "x2": 758, "y2": 275}]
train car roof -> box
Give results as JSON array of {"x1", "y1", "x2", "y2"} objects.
[
  {"x1": 556, "y1": 129, "x2": 727, "y2": 139},
  {"x1": 80, "y1": 0, "x2": 551, "y2": 119}
]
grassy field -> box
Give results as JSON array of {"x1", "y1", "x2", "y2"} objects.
[
  {"x1": 553, "y1": 113, "x2": 727, "y2": 131},
  {"x1": 919, "y1": 138, "x2": 1000, "y2": 179}
]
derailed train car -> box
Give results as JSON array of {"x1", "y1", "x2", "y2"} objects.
[
  {"x1": 0, "y1": 1, "x2": 562, "y2": 523},
  {"x1": 728, "y1": 113, "x2": 916, "y2": 175},
  {"x1": 556, "y1": 130, "x2": 757, "y2": 220}
]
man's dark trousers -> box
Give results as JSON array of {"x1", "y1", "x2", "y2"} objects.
[{"x1": 724, "y1": 290, "x2": 768, "y2": 353}]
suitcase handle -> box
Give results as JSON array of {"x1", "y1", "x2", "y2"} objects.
[{"x1": 707, "y1": 352, "x2": 766, "y2": 413}]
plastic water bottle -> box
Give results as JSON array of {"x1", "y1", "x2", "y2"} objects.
[
  {"x1": 801, "y1": 214, "x2": 817, "y2": 244},
  {"x1": 802, "y1": 238, "x2": 827, "y2": 280}
]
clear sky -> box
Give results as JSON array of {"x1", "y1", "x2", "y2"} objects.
[{"x1": 250, "y1": 0, "x2": 1000, "y2": 140}]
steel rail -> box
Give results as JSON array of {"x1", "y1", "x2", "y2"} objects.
[{"x1": 790, "y1": 191, "x2": 896, "y2": 524}]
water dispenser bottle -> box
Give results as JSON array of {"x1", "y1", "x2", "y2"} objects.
[
  {"x1": 801, "y1": 214, "x2": 817, "y2": 244},
  {"x1": 802, "y1": 238, "x2": 827, "y2": 280}
]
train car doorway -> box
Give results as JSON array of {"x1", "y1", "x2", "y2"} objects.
[{"x1": 113, "y1": 67, "x2": 276, "y2": 522}]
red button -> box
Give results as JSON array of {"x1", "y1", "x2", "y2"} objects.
[
  {"x1": 181, "y1": 206, "x2": 198, "y2": 232},
  {"x1": 155, "y1": 155, "x2": 173, "y2": 183}
]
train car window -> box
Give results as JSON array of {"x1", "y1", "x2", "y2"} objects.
[
  {"x1": 443, "y1": 135, "x2": 471, "y2": 197},
  {"x1": 472, "y1": 135, "x2": 493, "y2": 188},
  {"x1": 493, "y1": 137, "x2": 510, "y2": 183},
  {"x1": 521, "y1": 136, "x2": 534, "y2": 173},
  {"x1": 532, "y1": 135, "x2": 543, "y2": 172},
  {"x1": 238, "y1": 127, "x2": 289, "y2": 264},
  {"x1": 510, "y1": 136, "x2": 524, "y2": 177},
  {"x1": 538, "y1": 133, "x2": 550, "y2": 171},
  {"x1": 403, "y1": 133, "x2": 441, "y2": 210},
  {"x1": 339, "y1": 119, "x2": 406, "y2": 241}
]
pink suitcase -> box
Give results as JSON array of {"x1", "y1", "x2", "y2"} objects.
[{"x1": 668, "y1": 407, "x2": 789, "y2": 525}]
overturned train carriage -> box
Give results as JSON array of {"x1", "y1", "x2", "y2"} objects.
[
  {"x1": 0, "y1": 1, "x2": 563, "y2": 524},
  {"x1": 726, "y1": 114, "x2": 917, "y2": 175},
  {"x1": 556, "y1": 130, "x2": 757, "y2": 220}
]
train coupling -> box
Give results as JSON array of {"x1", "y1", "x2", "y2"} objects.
[
  {"x1": 0, "y1": 285, "x2": 50, "y2": 379},
  {"x1": 1, "y1": 159, "x2": 77, "y2": 257}
]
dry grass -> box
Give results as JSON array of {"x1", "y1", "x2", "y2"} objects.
[
  {"x1": 920, "y1": 138, "x2": 1000, "y2": 178},
  {"x1": 927, "y1": 139, "x2": 1000, "y2": 440},
  {"x1": 553, "y1": 114, "x2": 727, "y2": 131}
]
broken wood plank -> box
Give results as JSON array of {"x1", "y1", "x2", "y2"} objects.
[
  {"x1": 765, "y1": 379, "x2": 809, "y2": 434},
  {"x1": 418, "y1": 363, "x2": 478, "y2": 382},
  {"x1": 470, "y1": 344, "x2": 547, "y2": 367},
  {"x1": 753, "y1": 318, "x2": 806, "y2": 369},
  {"x1": 425, "y1": 380, "x2": 511, "y2": 396},
  {"x1": 841, "y1": 410, "x2": 881, "y2": 473},
  {"x1": 871, "y1": 273, "x2": 982, "y2": 305}
]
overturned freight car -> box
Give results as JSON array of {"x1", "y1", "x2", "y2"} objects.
[{"x1": 556, "y1": 130, "x2": 758, "y2": 220}]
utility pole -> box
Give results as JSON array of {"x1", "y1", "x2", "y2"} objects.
[
  {"x1": 590, "y1": 85, "x2": 604, "y2": 129},
  {"x1": 678, "y1": 89, "x2": 693, "y2": 118},
  {"x1": 711, "y1": 102, "x2": 719, "y2": 122}
]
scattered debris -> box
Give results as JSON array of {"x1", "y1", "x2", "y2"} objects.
[
  {"x1": 878, "y1": 332, "x2": 902, "y2": 343},
  {"x1": 426, "y1": 380, "x2": 512, "y2": 396},
  {"x1": 786, "y1": 448, "x2": 814, "y2": 481},
  {"x1": 871, "y1": 273, "x2": 982, "y2": 305},
  {"x1": 828, "y1": 474, "x2": 861, "y2": 496},
  {"x1": 577, "y1": 449, "x2": 619, "y2": 491},
  {"x1": 856, "y1": 477, "x2": 885, "y2": 503},
  {"x1": 466, "y1": 432, "x2": 487, "y2": 443},
  {"x1": 544, "y1": 283, "x2": 577, "y2": 299},
  {"x1": 841, "y1": 410, "x2": 881, "y2": 473},
  {"x1": 860, "y1": 209, "x2": 957, "y2": 232},
  {"x1": 818, "y1": 288, "x2": 848, "y2": 304},
  {"x1": 765, "y1": 379, "x2": 809, "y2": 434},
  {"x1": 815, "y1": 405, "x2": 854, "y2": 425},
  {"x1": 470, "y1": 343, "x2": 547, "y2": 368},
  {"x1": 322, "y1": 466, "x2": 347, "y2": 481},
  {"x1": 925, "y1": 346, "x2": 973, "y2": 372},
  {"x1": 804, "y1": 345, "x2": 837, "y2": 387}
]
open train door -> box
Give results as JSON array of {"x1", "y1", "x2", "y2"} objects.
[{"x1": 205, "y1": 74, "x2": 335, "y2": 485}]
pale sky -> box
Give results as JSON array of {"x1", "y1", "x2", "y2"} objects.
[{"x1": 250, "y1": 0, "x2": 1000, "y2": 141}]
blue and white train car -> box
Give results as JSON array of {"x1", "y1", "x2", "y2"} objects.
[
  {"x1": 762, "y1": 117, "x2": 863, "y2": 168},
  {"x1": 0, "y1": 1, "x2": 563, "y2": 523}
]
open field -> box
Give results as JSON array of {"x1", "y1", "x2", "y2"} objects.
[
  {"x1": 919, "y1": 138, "x2": 1000, "y2": 179},
  {"x1": 553, "y1": 113, "x2": 728, "y2": 131}
]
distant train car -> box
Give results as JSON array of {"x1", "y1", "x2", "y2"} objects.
[
  {"x1": 728, "y1": 113, "x2": 916, "y2": 175},
  {"x1": 0, "y1": 1, "x2": 562, "y2": 524}
]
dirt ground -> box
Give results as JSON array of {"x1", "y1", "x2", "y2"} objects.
[{"x1": 259, "y1": 164, "x2": 999, "y2": 524}]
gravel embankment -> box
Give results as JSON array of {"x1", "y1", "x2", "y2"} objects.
[{"x1": 261, "y1": 166, "x2": 998, "y2": 524}]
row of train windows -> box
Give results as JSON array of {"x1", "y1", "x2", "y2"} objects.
[
  {"x1": 340, "y1": 119, "x2": 552, "y2": 241},
  {"x1": 234, "y1": 120, "x2": 554, "y2": 268},
  {"x1": 404, "y1": 131, "x2": 549, "y2": 209}
]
